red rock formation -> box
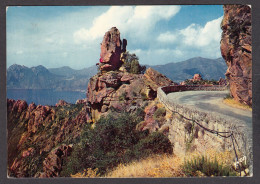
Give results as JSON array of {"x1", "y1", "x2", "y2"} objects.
[
  {"x1": 7, "y1": 99, "x2": 92, "y2": 177},
  {"x1": 7, "y1": 99, "x2": 28, "y2": 113},
  {"x1": 40, "y1": 145, "x2": 72, "y2": 177},
  {"x1": 76, "y1": 99, "x2": 87, "y2": 104},
  {"x1": 192, "y1": 74, "x2": 202, "y2": 81},
  {"x1": 98, "y1": 27, "x2": 126, "y2": 71},
  {"x1": 220, "y1": 5, "x2": 252, "y2": 106},
  {"x1": 55, "y1": 100, "x2": 69, "y2": 107},
  {"x1": 218, "y1": 77, "x2": 227, "y2": 86},
  {"x1": 143, "y1": 68, "x2": 175, "y2": 91},
  {"x1": 87, "y1": 67, "x2": 175, "y2": 119}
]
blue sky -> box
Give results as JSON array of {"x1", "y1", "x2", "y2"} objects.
[{"x1": 7, "y1": 5, "x2": 224, "y2": 69}]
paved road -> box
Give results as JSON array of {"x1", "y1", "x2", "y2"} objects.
[{"x1": 166, "y1": 90, "x2": 252, "y2": 126}]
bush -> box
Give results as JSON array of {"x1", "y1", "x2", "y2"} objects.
[
  {"x1": 183, "y1": 155, "x2": 237, "y2": 176},
  {"x1": 153, "y1": 107, "x2": 166, "y2": 122},
  {"x1": 119, "y1": 92, "x2": 127, "y2": 101},
  {"x1": 61, "y1": 109, "x2": 172, "y2": 176},
  {"x1": 132, "y1": 132, "x2": 172, "y2": 158},
  {"x1": 122, "y1": 51, "x2": 146, "y2": 74},
  {"x1": 141, "y1": 92, "x2": 148, "y2": 101},
  {"x1": 60, "y1": 145, "x2": 84, "y2": 177}
]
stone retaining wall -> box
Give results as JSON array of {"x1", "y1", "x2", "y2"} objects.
[
  {"x1": 157, "y1": 85, "x2": 252, "y2": 171},
  {"x1": 161, "y1": 85, "x2": 228, "y2": 94}
]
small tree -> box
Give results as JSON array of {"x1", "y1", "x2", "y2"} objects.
[{"x1": 122, "y1": 51, "x2": 146, "y2": 74}]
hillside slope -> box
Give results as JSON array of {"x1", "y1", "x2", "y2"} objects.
[{"x1": 149, "y1": 57, "x2": 227, "y2": 82}]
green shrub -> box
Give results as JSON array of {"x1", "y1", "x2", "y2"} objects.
[
  {"x1": 119, "y1": 92, "x2": 127, "y2": 101},
  {"x1": 183, "y1": 155, "x2": 237, "y2": 177},
  {"x1": 61, "y1": 109, "x2": 172, "y2": 176},
  {"x1": 132, "y1": 132, "x2": 172, "y2": 157},
  {"x1": 122, "y1": 51, "x2": 146, "y2": 74},
  {"x1": 141, "y1": 92, "x2": 148, "y2": 101},
  {"x1": 153, "y1": 107, "x2": 166, "y2": 121},
  {"x1": 60, "y1": 145, "x2": 84, "y2": 177}
]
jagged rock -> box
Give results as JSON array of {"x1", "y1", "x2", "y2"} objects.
[
  {"x1": 11, "y1": 99, "x2": 28, "y2": 113},
  {"x1": 22, "y1": 148, "x2": 35, "y2": 158},
  {"x1": 220, "y1": 5, "x2": 252, "y2": 106},
  {"x1": 76, "y1": 99, "x2": 87, "y2": 104},
  {"x1": 218, "y1": 77, "x2": 227, "y2": 85},
  {"x1": 26, "y1": 105, "x2": 55, "y2": 133},
  {"x1": 55, "y1": 100, "x2": 69, "y2": 107},
  {"x1": 87, "y1": 67, "x2": 175, "y2": 119},
  {"x1": 28, "y1": 103, "x2": 36, "y2": 112},
  {"x1": 98, "y1": 27, "x2": 126, "y2": 71},
  {"x1": 180, "y1": 81, "x2": 186, "y2": 85},
  {"x1": 144, "y1": 105, "x2": 158, "y2": 121},
  {"x1": 143, "y1": 68, "x2": 175, "y2": 91},
  {"x1": 7, "y1": 99, "x2": 92, "y2": 177},
  {"x1": 40, "y1": 144, "x2": 72, "y2": 177},
  {"x1": 193, "y1": 74, "x2": 202, "y2": 81}
]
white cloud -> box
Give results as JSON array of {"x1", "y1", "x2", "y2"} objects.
[
  {"x1": 73, "y1": 5, "x2": 181, "y2": 44},
  {"x1": 157, "y1": 31, "x2": 176, "y2": 43},
  {"x1": 180, "y1": 16, "x2": 223, "y2": 47},
  {"x1": 129, "y1": 49, "x2": 142, "y2": 55},
  {"x1": 154, "y1": 16, "x2": 223, "y2": 62},
  {"x1": 45, "y1": 38, "x2": 54, "y2": 43},
  {"x1": 62, "y1": 52, "x2": 68, "y2": 57},
  {"x1": 157, "y1": 16, "x2": 222, "y2": 47},
  {"x1": 16, "y1": 50, "x2": 23, "y2": 54}
]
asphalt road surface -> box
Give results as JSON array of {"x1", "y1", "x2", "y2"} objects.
[{"x1": 166, "y1": 90, "x2": 252, "y2": 126}]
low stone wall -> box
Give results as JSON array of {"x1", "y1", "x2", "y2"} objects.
[
  {"x1": 157, "y1": 86, "x2": 252, "y2": 171},
  {"x1": 161, "y1": 85, "x2": 228, "y2": 94}
]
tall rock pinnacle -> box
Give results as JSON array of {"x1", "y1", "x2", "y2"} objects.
[{"x1": 98, "y1": 27, "x2": 127, "y2": 72}]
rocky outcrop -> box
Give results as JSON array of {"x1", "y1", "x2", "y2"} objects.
[
  {"x1": 7, "y1": 99, "x2": 91, "y2": 177},
  {"x1": 143, "y1": 68, "x2": 176, "y2": 91},
  {"x1": 39, "y1": 145, "x2": 72, "y2": 177},
  {"x1": 192, "y1": 74, "x2": 202, "y2": 81},
  {"x1": 220, "y1": 5, "x2": 252, "y2": 106},
  {"x1": 55, "y1": 100, "x2": 69, "y2": 107},
  {"x1": 87, "y1": 67, "x2": 175, "y2": 121},
  {"x1": 98, "y1": 27, "x2": 127, "y2": 72},
  {"x1": 7, "y1": 99, "x2": 28, "y2": 114}
]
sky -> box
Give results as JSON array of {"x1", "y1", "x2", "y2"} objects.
[{"x1": 7, "y1": 5, "x2": 224, "y2": 69}]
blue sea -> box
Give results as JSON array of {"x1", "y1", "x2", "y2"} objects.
[{"x1": 7, "y1": 89, "x2": 86, "y2": 106}]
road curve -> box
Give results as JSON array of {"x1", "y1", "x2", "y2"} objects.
[{"x1": 166, "y1": 90, "x2": 252, "y2": 127}]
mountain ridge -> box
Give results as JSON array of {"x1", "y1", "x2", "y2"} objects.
[
  {"x1": 7, "y1": 57, "x2": 227, "y2": 91},
  {"x1": 147, "y1": 57, "x2": 227, "y2": 82}
]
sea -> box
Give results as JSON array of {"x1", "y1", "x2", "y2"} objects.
[{"x1": 7, "y1": 89, "x2": 86, "y2": 106}]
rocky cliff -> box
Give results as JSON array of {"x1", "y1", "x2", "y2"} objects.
[
  {"x1": 87, "y1": 67, "x2": 175, "y2": 121},
  {"x1": 7, "y1": 99, "x2": 91, "y2": 177},
  {"x1": 220, "y1": 5, "x2": 252, "y2": 106}
]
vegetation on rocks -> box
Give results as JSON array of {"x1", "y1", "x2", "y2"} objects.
[
  {"x1": 223, "y1": 94, "x2": 252, "y2": 111},
  {"x1": 183, "y1": 78, "x2": 219, "y2": 85},
  {"x1": 121, "y1": 51, "x2": 146, "y2": 74},
  {"x1": 60, "y1": 109, "x2": 172, "y2": 176},
  {"x1": 183, "y1": 155, "x2": 236, "y2": 176},
  {"x1": 105, "y1": 149, "x2": 238, "y2": 177}
]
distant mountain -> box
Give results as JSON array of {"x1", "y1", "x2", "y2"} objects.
[
  {"x1": 148, "y1": 57, "x2": 227, "y2": 83},
  {"x1": 7, "y1": 57, "x2": 226, "y2": 91},
  {"x1": 48, "y1": 65, "x2": 97, "y2": 77},
  {"x1": 7, "y1": 64, "x2": 97, "y2": 91}
]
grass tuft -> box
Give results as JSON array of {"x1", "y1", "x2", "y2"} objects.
[
  {"x1": 223, "y1": 98, "x2": 252, "y2": 111},
  {"x1": 106, "y1": 149, "x2": 237, "y2": 177}
]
